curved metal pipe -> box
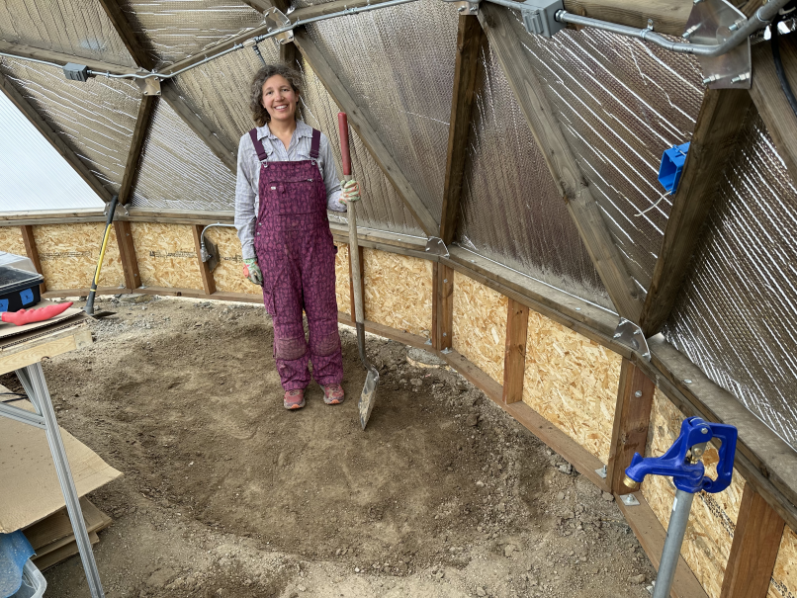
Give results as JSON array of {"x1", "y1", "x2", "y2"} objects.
[
  {"x1": 200, "y1": 223, "x2": 236, "y2": 263},
  {"x1": 552, "y1": 0, "x2": 790, "y2": 57}
]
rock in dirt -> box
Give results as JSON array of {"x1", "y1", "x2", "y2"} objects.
[
  {"x1": 602, "y1": 492, "x2": 615, "y2": 502},
  {"x1": 476, "y1": 587, "x2": 487, "y2": 597},
  {"x1": 557, "y1": 463, "x2": 573, "y2": 475},
  {"x1": 504, "y1": 544, "x2": 516, "y2": 557},
  {"x1": 629, "y1": 574, "x2": 646, "y2": 584},
  {"x1": 466, "y1": 414, "x2": 480, "y2": 427},
  {"x1": 146, "y1": 567, "x2": 177, "y2": 588},
  {"x1": 407, "y1": 348, "x2": 447, "y2": 367}
]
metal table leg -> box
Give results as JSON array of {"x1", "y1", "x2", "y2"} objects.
[{"x1": 17, "y1": 363, "x2": 106, "y2": 598}]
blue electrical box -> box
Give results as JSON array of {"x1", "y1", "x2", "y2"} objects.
[{"x1": 658, "y1": 142, "x2": 690, "y2": 194}]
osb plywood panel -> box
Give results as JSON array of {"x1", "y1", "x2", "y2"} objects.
[
  {"x1": 204, "y1": 227, "x2": 259, "y2": 295},
  {"x1": 521, "y1": 310, "x2": 621, "y2": 463},
  {"x1": 130, "y1": 223, "x2": 203, "y2": 290},
  {"x1": 363, "y1": 249, "x2": 432, "y2": 339},
  {"x1": 642, "y1": 388, "x2": 746, "y2": 598},
  {"x1": 335, "y1": 243, "x2": 350, "y2": 318},
  {"x1": 33, "y1": 224, "x2": 125, "y2": 290},
  {"x1": 0, "y1": 228, "x2": 27, "y2": 257},
  {"x1": 769, "y1": 526, "x2": 797, "y2": 598},
  {"x1": 452, "y1": 272, "x2": 507, "y2": 384}
]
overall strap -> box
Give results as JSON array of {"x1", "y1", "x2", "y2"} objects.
[
  {"x1": 310, "y1": 129, "x2": 321, "y2": 160},
  {"x1": 249, "y1": 128, "x2": 269, "y2": 162}
]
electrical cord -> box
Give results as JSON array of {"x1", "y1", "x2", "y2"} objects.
[{"x1": 772, "y1": 3, "x2": 797, "y2": 119}]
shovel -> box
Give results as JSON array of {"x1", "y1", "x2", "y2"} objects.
[
  {"x1": 83, "y1": 194, "x2": 119, "y2": 319},
  {"x1": 338, "y1": 112, "x2": 380, "y2": 430}
]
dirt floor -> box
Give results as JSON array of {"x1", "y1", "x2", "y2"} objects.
[{"x1": 6, "y1": 294, "x2": 656, "y2": 597}]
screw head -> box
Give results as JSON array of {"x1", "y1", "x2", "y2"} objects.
[
  {"x1": 684, "y1": 379, "x2": 692, "y2": 384},
  {"x1": 634, "y1": 391, "x2": 643, "y2": 398},
  {"x1": 701, "y1": 428, "x2": 709, "y2": 434}
]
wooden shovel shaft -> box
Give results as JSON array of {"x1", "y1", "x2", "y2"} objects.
[{"x1": 338, "y1": 113, "x2": 365, "y2": 326}]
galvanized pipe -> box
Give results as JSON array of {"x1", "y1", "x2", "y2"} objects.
[
  {"x1": 652, "y1": 489, "x2": 695, "y2": 598},
  {"x1": 553, "y1": 0, "x2": 790, "y2": 57}
]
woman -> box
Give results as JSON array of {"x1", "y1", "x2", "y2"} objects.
[{"x1": 235, "y1": 64, "x2": 360, "y2": 410}]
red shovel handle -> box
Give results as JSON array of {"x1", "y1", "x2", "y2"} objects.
[
  {"x1": 338, "y1": 112, "x2": 352, "y2": 177},
  {"x1": 1, "y1": 302, "x2": 73, "y2": 326}
]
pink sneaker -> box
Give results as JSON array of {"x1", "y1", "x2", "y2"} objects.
[
  {"x1": 284, "y1": 389, "x2": 306, "y2": 410},
  {"x1": 322, "y1": 384, "x2": 344, "y2": 405}
]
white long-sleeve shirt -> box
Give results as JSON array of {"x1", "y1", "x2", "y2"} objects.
[{"x1": 235, "y1": 120, "x2": 345, "y2": 260}]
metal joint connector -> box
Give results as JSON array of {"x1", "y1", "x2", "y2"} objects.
[{"x1": 612, "y1": 318, "x2": 650, "y2": 361}]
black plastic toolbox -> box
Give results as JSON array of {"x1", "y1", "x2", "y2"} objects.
[{"x1": 0, "y1": 266, "x2": 44, "y2": 313}]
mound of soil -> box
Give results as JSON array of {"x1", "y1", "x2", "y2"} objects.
[{"x1": 5, "y1": 295, "x2": 655, "y2": 598}]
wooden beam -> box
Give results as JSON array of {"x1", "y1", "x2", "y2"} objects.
[
  {"x1": 114, "y1": 221, "x2": 140, "y2": 290},
  {"x1": 749, "y1": 32, "x2": 797, "y2": 182},
  {"x1": 478, "y1": 4, "x2": 644, "y2": 321},
  {"x1": 0, "y1": 41, "x2": 136, "y2": 76},
  {"x1": 293, "y1": 29, "x2": 440, "y2": 236},
  {"x1": 158, "y1": 0, "x2": 397, "y2": 77},
  {"x1": 720, "y1": 484, "x2": 785, "y2": 598},
  {"x1": 0, "y1": 72, "x2": 113, "y2": 203},
  {"x1": 348, "y1": 244, "x2": 364, "y2": 320},
  {"x1": 96, "y1": 0, "x2": 156, "y2": 71},
  {"x1": 20, "y1": 226, "x2": 46, "y2": 294},
  {"x1": 640, "y1": 89, "x2": 752, "y2": 336},
  {"x1": 432, "y1": 263, "x2": 454, "y2": 350},
  {"x1": 440, "y1": 15, "x2": 483, "y2": 245},
  {"x1": 119, "y1": 95, "x2": 157, "y2": 206},
  {"x1": 502, "y1": 298, "x2": 528, "y2": 404},
  {"x1": 192, "y1": 224, "x2": 216, "y2": 295},
  {"x1": 607, "y1": 359, "x2": 655, "y2": 494},
  {"x1": 160, "y1": 82, "x2": 237, "y2": 173},
  {"x1": 561, "y1": 0, "x2": 690, "y2": 36},
  {"x1": 239, "y1": 0, "x2": 272, "y2": 12}
]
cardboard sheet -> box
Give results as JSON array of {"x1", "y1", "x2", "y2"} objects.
[
  {"x1": 0, "y1": 304, "x2": 83, "y2": 344},
  {"x1": 0, "y1": 400, "x2": 122, "y2": 534}
]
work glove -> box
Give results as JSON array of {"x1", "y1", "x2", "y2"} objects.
[
  {"x1": 243, "y1": 258, "x2": 263, "y2": 286},
  {"x1": 339, "y1": 180, "x2": 361, "y2": 205}
]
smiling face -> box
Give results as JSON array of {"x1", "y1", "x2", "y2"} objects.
[{"x1": 261, "y1": 74, "x2": 298, "y2": 124}]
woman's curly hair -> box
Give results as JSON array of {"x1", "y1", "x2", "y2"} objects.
[{"x1": 249, "y1": 63, "x2": 303, "y2": 127}]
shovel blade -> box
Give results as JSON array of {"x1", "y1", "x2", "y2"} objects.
[{"x1": 358, "y1": 367, "x2": 380, "y2": 430}]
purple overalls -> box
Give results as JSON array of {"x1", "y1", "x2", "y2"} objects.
[{"x1": 249, "y1": 127, "x2": 344, "y2": 390}]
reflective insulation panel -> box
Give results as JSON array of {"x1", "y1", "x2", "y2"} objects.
[
  {"x1": 664, "y1": 114, "x2": 797, "y2": 450},
  {"x1": 305, "y1": 0, "x2": 460, "y2": 224},
  {"x1": 300, "y1": 57, "x2": 425, "y2": 235},
  {"x1": 289, "y1": 0, "x2": 335, "y2": 10},
  {"x1": 458, "y1": 43, "x2": 611, "y2": 309},
  {"x1": 0, "y1": 0, "x2": 137, "y2": 68},
  {"x1": 0, "y1": 57, "x2": 141, "y2": 195},
  {"x1": 130, "y1": 100, "x2": 236, "y2": 210},
  {"x1": 171, "y1": 42, "x2": 273, "y2": 148},
  {"x1": 508, "y1": 12, "x2": 704, "y2": 293},
  {"x1": 118, "y1": 0, "x2": 264, "y2": 68}
]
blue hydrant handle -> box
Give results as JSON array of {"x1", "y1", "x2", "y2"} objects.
[{"x1": 625, "y1": 417, "x2": 738, "y2": 494}]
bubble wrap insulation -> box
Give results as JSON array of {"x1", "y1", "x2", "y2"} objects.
[
  {"x1": 117, "y1": 0, "x2": 264, "y2": 68},
  {"x1": 0, "y1": 0, "x2": 137, "y2": 68},
  {"x1": 458, "y1": 43, "x2": 611, "y2": 308},
  {"x1": 172, "y1": 43, "x2": 274, "y2": 146},
  {"x1": 130, "y1": 99, "x2": 236, "y2": 210},
  {"x1": 664, "y1": 115, "x2": 797, "y2": 450},
  {"x1": 289, "y1": 0, "x2": 335, "y2": 11},
  {"x1": 509, "y1": 13, "x2": 704, "y2": 294},
  {"x1": 300, "y1": 56, "x2": 424, "y2": 235},
  {"x1": 305, "y1": 0, "x2": 460, "y2": 224},
  {"x1": 0, "y1": 57, "x2": 141, "y2": 195}
]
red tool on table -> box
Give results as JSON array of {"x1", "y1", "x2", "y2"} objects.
[{"x1": 1, "y1": 302, "x2": 73, "y2": 326}]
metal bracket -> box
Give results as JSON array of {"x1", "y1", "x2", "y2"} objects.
[
  {"x1": 684, "y1": 0, "x2": 751, "y2": 89},
  {"x1": 135, "y1": 77, "x2": 161, "y2": 96},
  {"x1": 519, "y1": 0, "x2": 565, "y2": 38},
  {"x1": 595, "y1": 465, "x2": 607, "y2": 479},
  {"x1": 264, "y1": 7, "x2": 294, "y2": 46},
  {"x1": 621, "y1": 494, "x2": 640, "y2": 506},
  {"x1": 613, "y1": 318, "x2": 651, "y2": 362},
  {"x1": 441, "y1": 0, "x2": 480, "y2": 14},
  {"x1": 425, "y1": 237, "x2": 449, "y2": 258}
]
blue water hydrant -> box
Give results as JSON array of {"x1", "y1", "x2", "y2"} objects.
[{"x1": 624, "y1": 417, "x2": 737, "y2": 598}]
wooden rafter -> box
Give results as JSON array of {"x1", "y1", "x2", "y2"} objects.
[
  {"x1": 502, "y1": 299, "x2": 528, "y2": 405},
  {"x1": 0, "y1": 71, "x2": 112, "y2": 202},
  {"x1": 293, "y1": 29, "x2": 440, "y2": 236},
  {"x1": 477, "y1": 4, "x2": 644, "y2": 321},
  {"x1": 96, "y1": 0, "x2": 156, "y2": 71},
  {"x1": 639, "y1": 89, "x2": 752, "y2": 336},
  {"x1": 160, "y1": 82, "x2": 238, "y2": 173},
  {"x1": 119, "y1": 95, "x2": 157, "y2": 206},
  {"x1": 749, "y1": 32, "x2": 797, "y2": 181},
  {"x1": 440, "y1": 15, "x2": 483, "y2": 246},
  {"x1": 0, "y1": 40, "x2": 136, "y2": 75}
]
